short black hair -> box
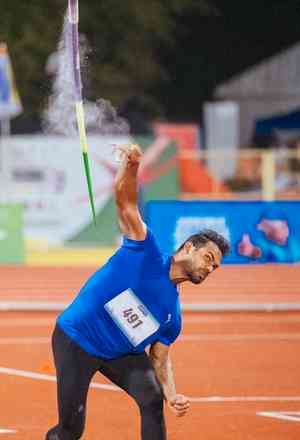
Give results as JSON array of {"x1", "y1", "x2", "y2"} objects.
[{"x1": 176, "y1": 229, "x2": 230, "y2": 257}]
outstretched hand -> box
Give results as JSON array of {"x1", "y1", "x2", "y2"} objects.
[
  {"x1": 115, "y1": 143, "x2": 142, "y2": 165},
  {"x1": 168, "y1": 394, "x2": 190, "y2": 417}
]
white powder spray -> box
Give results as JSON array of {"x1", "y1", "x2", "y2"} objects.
[{"x1": 43, "y1": 13, "x2": 130, "y2": 137}]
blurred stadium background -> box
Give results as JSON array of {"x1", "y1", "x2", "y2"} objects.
[{"x1": 1, "y1": 1, "x2": 300, "y2": 274}]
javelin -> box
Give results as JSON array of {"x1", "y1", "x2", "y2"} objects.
[{"x1": 68, "y1": 0, "x2": 96, "y2": 223}]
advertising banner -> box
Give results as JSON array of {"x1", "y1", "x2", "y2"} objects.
[
  {"x1": 3, "y1": 134, "x2": 178, "y2": 246},
  {"x1": 146, "y1": 200, "x2": 300, "y2": 264},
  {"x1": 0, "y1": 204, "x2": 24, "y2": 263},
  {"x1": 5, "y1": 135, "x2": 129, "y2": 245},
  {"x1": 154, "y1": 122, "x2": 227, "y2": 194},
  {"x1": 70, "y1": 135, "x2": 179, "y2": 245},
  {"x1": 0, "y1": 43, "x2": 22, "y2": 119}
]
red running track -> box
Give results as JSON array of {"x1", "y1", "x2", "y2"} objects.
[
  {"x1": 1, "y1": 310, "x2": 300, "y2": 439},
  {"x1": 0, "y1": 264, "x2": 299, "y2": 305}
]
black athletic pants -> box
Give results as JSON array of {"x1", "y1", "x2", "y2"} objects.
[{"x1": 45, "y1": 325, "x2": 166, "y2": 440}]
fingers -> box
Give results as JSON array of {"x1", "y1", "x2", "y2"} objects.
[
  {"x1": 114, "y1": 144, "x2": 142, "y2": 164},
  {"x1": 172, "y1": 406, "x2": 189, "y2": 417},
  {"x1": 116, "y1": 143, "x2": 141, "y2": 155},
  {"x1": 169, "y1": 395, "x2": 190, "y2": 417},
  {"x1": 173, "y1": 404, "x2": 189, "y2": 417},
  {"x1": 175, "y1": 409, "x2": 188, "y2": 417},
  {"x1": 173, "y1": 401, "x2": 190, "y2": 412}
]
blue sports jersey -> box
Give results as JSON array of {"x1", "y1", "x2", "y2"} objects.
[{"x1": 57, "y1": 228, "x2": 182, "y2": 359}]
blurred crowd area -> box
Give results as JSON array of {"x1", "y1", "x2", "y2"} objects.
[{"x1": 179, "y1": 144, "x2": 300, "y2": 201}]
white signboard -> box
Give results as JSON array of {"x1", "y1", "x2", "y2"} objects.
[
  {"x1": 204, "y1": 101, "x2": 239, "y2": 180},
  {"x1": 174, "y1": 216, "x2": 231, "y2": 250},
  {"x1": 3, "y1": 135, "x2": 129, "y2": 244}
]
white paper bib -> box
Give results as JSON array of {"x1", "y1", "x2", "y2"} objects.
[{"x1": 104, "y1": 289, "x2": 160, "y2": 347}]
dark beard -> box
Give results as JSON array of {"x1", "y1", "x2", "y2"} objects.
[{"x1": 187, "y1": 272, "x2": 202, "y2": 284}]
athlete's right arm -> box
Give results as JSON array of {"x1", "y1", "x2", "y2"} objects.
[
  {"x1": 113, "y1": 144, "x2": 147, "y2": 241},
  {"x1": 149, "y1": 341, "x2": 190, "y2": 417}
]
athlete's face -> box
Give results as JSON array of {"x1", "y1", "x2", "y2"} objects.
[{"x1": 182, "y1": 241, "x2": 222, "y2": 284}]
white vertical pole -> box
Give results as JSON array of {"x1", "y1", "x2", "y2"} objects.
[
  {"x1": 262, "y1": 150, "x2": 275, "y2": 201},
  {"x1": 0, "y1": 118, "x2": 11, "y2": 137}
]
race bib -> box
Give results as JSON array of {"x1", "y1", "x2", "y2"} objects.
[{"x1": 104, "y1": 289, "x2": 160, "y2": 347}]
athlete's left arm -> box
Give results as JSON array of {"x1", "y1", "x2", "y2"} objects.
[{"x1": 149, "y1": 341, "x2": 190, "y2": 417}]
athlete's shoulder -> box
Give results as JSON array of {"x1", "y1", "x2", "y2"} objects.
[{"x1": 122, "y1": 227, "x2": 160, "y2": 252}]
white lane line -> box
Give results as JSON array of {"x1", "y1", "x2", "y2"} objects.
[
  {"x1": 0, "y1": 302, "x2": 68, "y2": 311},
  {"x1": 1, "y1": 366, "x2": 300, "y2": 404},
  {"x1": 1, "y1": 315, "x2": 300, "y2": 327},
  {"x1": 0, "y1": 294, "x2": 72, "y2": 299},
  {"x1": 190, "y1": 396, "x2": 300, "y2": 403},
  {"x1": 258, "y1": 411, "x2": 300, "y2": 422},
  {"x1": 179, "y1": 333, "x2": 300, "y2": 341},
  {"x1": 0, "y1": 367, "x2": 119, "y2": 392},
  {"x1": 2, "y1": 302, "x2": 300, "y2": 312},
  {"x1": 2, "y1": 316, "x2": 300, "y2": 327},
  {"x1": 183, "y1": 303, "x2": 300, "y2": 312},
  {"x1": 0, "y1": 337, "x2": 50, "y2": 345},
  {"x1": 0, "y1": 319, "x2": 54, "y2": 327},
  {"x1": 0, "y1": 429, "x2": 17, "y2": 434},
  {"x1": 183, "y1": 316, "x2": 300, "y2": 324}
]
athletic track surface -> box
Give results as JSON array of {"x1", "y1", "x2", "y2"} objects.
[{"x1": 0, "y1": 264, "x2": 300, "y2": 439}]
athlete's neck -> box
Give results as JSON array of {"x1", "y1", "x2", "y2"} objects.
[{"x1": 169, "y1": 257, "x2": 188, "y2": 286}]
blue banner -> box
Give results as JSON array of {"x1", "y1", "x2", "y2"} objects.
[
  {"x1": 0, "y1": 43, "x2": 22, "y2": 119},
  {"x1": 146, "y1": 201, "x2": 300, "y2": 264}
]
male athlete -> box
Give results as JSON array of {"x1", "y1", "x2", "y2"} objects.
[{"x1": 46, "y1": 143, "x2": 230, "y2": 440}]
